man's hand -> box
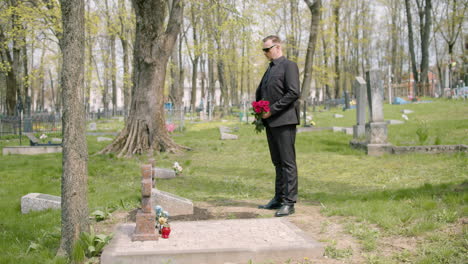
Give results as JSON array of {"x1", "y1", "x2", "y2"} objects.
[{"x1": 262, "y1": 112, "x2": 272, "y2": 119}]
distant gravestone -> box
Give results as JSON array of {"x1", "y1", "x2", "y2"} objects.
[
  {"x1": 147, "y1": 159, "x2": 193, "y2": 216},
  {"x1": 365, "y1": 69, "x2": 390, "y2": 156},
  {"x1": 220, "y1": 132, "x2": 238, "y2": 140},
  {"x1": 21, "y1": 193, "x2": 61, "y2": 214},
  {"x1": 332, "y1": 126, "x2": 344, "y2": 132},
  {"x1": 366, "y1": 70, "x2": 384, "y2": 122},
  {"x1": 342, "y1": 127, "x2": 353, "y2": 135},
  {"x1": 97, "y1": 137, "x2": 113, "y2": 142},
  {"x1": 401, "y1": 109, "x2": 414, "y2": 114},
  {"x1": 333, "y1": 114, "x2": 344, "y2": 118},
  {"x1": 386, "y1": 120, "x2": 405, "y2": 125},
  {"x1": 151, "y1": 189, "x2": 194, "y2": 217},
  {"x1": 89, "y1": 122, "x2": 97, "y2": 131},
  {"x1": 219, "y1": 126, "x2": 232, "y2": 133},
  {"x1": 344, "y1": 91, "x2": 350, "y2": 110},
  {"x1": 153, "y1": 167, "x2": 176, "y2": 179},
  {"x1": 353, "y1": 76, "x2": 367, "y2": 138}
]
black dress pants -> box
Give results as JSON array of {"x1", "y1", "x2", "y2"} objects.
[{"x1": 265, "y1": 124, "x2": 298, "y2": 205}]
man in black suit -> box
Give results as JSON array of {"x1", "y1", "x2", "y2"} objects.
[{"x1": 255, "y1": 35, "x2": 300, "y2": 217}]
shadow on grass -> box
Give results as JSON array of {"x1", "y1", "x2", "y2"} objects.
[{"x1": 300, "y1": 178, "x2": 467, "y2": 204}]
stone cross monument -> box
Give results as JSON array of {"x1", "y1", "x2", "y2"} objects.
[
  {"x1": 365, "y1": 69, "x2": 390, "y2": 156},
  {"x1": 353, "y1": 76, "x2": 367, "y2": 139},
  {"x1": 132, "y1": 164, "x2": 158, "y2": 241}
]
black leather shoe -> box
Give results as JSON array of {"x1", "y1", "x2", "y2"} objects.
[
  {"x1": 258, "y1": 198, "x2": 282, "y2": 210},
  {"x1": 275, "y1": 204, "x2": 295, "y2": 217}
]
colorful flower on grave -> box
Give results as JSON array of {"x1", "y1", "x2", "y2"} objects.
[
  {"x1": 154, "y1": 205, "x2": 170, "y2": 231},
  {"x1": 173, "y1": 162, "x2": 183, "y2": 174},
  {"x1": 166, "y1": 123, "x2": 176, "y2": 133}
]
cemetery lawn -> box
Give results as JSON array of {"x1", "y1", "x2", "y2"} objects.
[{"x1": 0, "y1": 98, "x2": 466, "y2": 263}]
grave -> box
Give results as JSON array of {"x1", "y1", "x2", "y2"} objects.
[
  {"x1": 219, "y1": 126, "x2": 238, "y2": 140},
  {"x1": 219, "y1": 126, "x2": 232, "y2": 133},
  {"x1": 333, "y1": 113, "x2": 344, "y2": 118},
  {"x1": 365, "y1": 69, "x2": 392, "y2": 156},
  {"x1": 353, "y1": 76, "x2": 367, "y2": 138},
  {"x1": 153, "y1": 167, "x2": 176, "y2": 179},
  {"x1": 21, "y1": 193, "x2": 61, "y2": 214},
  {"x1": 148, "y1": 159, "x2": 192, "y2": 216},
  {"x1": 148, "y1": 159, "x2": 176, "y2": 181},
  {"x1": 97, "y1": 137, "x2": 113, "y2": 142},
  {"x1": 89, "y1": 122, "x2": 97, "y2": 131},
  {"x1": 342, "y1": 127, "x2": 353, "y2": 135},
  {"x1": 24, "y1": 133, "x2": 61, "y2": 146},
  {"x1": 151, "y1": 189, "x2": 194, "y2": 217},
  {"x1": 331, "y1": 126, "x2": 353, "y2": 135},
  {"x1": 332, "y1": 126, "x2": 344, "y2": 132},
  {"x1": 101, "y1": 161, "x2": 324, "y2": 263},
  {"x1": 101, "y1": 218, "x2": 323, "y2": 264},
  {"x1": 3, "y1": 145, "x2": 62, "y2": 155},
  {"x1": 401, "y1": 109, "x2": 414, "y2": 114},
  {"x1": 386, "y1": 120, "x2": 405, "y2": 125}
]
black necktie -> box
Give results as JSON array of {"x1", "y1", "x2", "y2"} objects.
[{"x1": 261, "y1": 62, "x2": 273, "y2": 97}]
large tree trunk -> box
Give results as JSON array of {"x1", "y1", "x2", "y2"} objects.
[
  {"x1": 333, "y1": 0, "x2": 341, "y2": 99},
  {"x1": 169, "y1": 32, "x2": 184, "y2": 111},
  {"x1": 321, "y1": 31, "x2": 331, "y2": 100},
  {"x1": 111, "y1": 35, "x2": 117, "y2": 115},
  {"x1": 85, "y1": 0, "x2": 93, "y2": 114},
  {"x1": 57, "y1": 0, "x2": 88, "y2": 257},
  {"x1": 118, "y1": 0, "x2": 132, "y2": 116},
  {"x1": 0, "y1": 44, "x2": 17, "y2": 115},
  {"x1": 39, "y1": 44, "x2": 46, "y2": 111},
  {"x1": 189, "y1": 2, "x2": 200, "y2": 112},
  {"x1": 11, "y1": 0, "x2": 23, "y2": 111},
  {"x1": 99, "y1": 0, "x2": 185, "y2": 157},
  {"x1": 405, "y1": 0, "x2": 419, "y2": 95},
  {"x1": 301, "y1": 0, "x2": 322, "y2": 100},
  {"x1": 418, "y1": 0, "x2": 432, "y2": 92},
  {"x1": 390, "y1": 0, "x2": 399, "y2": 83},
  {"x1": 101, "y1": 38, "x2": 110, "y2": 115}
]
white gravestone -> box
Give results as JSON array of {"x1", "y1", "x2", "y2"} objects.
[{"x1": 21, "y1": 193, "x2": 61, "y2": 214}]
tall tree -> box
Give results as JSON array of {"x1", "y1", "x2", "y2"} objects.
[
  {"x1": 416, "y1": 0, "x2": 432, "y2": 88},
  {"x1": 57, "y1": 0, "x2": 88, "y2": 257},
  {"x1": 433, "y1": 0, "x2": 467, "y2": 87},
  {"x1": 0, "y1": 29, "x2": 17, "y2": 115},
  {"x1": 187, "y1": 1, "x2": 201, "y2": 112},
  {"x1": 405, "y1": 0, "x2": 419, "y2": 92},
  {"x1": 118, "y1": 0, "x2": 133, "y2": 115},
  {"x1": 405, "y1": 0, "x2": 432, "y2": 96},
  {"x1": 99, "y1": 0, "x2": 184, "y2": 157},
  {"x1": 169, "y1": 29, "x2": 184, "y2": 111},
  {"x1": 301, "y1": 0, "x2": 322, "y2": 101},
  {"x1": 333, "y1": 0, "x2": 341, "y2": 98}
]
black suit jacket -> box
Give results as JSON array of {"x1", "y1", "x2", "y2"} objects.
[{"x1": 255, "y1": 56, "x2": 300, "y2": 128}]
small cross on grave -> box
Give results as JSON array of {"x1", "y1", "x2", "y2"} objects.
[{"x1": 132, "y1": 164, "x2": 158, "y2": 241}]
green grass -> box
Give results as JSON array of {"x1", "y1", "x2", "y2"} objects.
[{"x1": 0, "y1": 98, "x2": 467, "y2": 263}]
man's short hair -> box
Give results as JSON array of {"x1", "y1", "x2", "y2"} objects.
[{"x1": 263, "y1": 35, "x2": 282, "y2": 44}]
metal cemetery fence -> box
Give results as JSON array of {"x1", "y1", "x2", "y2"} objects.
[{"x1": 0, "y1": 113, "x2": 60, "y2": 136}]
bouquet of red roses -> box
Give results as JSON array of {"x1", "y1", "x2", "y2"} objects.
[{"x1": 251, "y1": 100, "x2": 270, "y2": 133}]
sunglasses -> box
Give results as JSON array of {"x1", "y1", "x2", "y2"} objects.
[{"x1": 262, "y1": 44, "x2": 277, "y2": 53}]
